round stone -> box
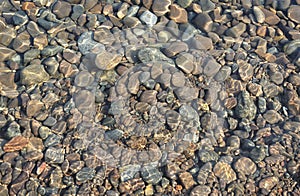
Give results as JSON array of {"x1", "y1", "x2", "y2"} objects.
[
  {"x1": 74, "y1": 71, "x2": 94, "y2": 87},
  {"x1": 234, "y1": 157, "x2": 257, "y2": 175}
]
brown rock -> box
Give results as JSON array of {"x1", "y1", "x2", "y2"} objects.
[
  {"x1": 152, "y1": 0, "x2": 171, "y2": 16},
  {"x1": 95, "y1": 51, "x2": 122, "y2": 70},
  {"x1": 179, "y1": 172, "x2": 195, "y2": 190},
  {"x1": 259, "y1": 176, "x2": 279, "y2": 191},
  {"x1": 20, "y1": 63, "x2": 50, "y2": 85},
  {"x1": 263, "y1": 110, "x2": 283, "y2": 124},
  {"x1": 238, "y1": 62, "x2": 254, "y2": 81},
  {"x1": 225, "y1": 78, "x2": 245, "y2": 94},
  {"x1": 234, "y1": 157, "x2": 257, "y2": 175},
  {"x1": 0, "y1": 47, "x2": 16, "y2": 62},
  {"x1": 3, "y1": 136, "x2": 29, "y2": 152},
  {"x1": 260, "y1": 8, "x2": 280, "y2": 25},
  {"x1": 213, "y1": 162, "x2": 237, "y2": 184},
  {"x1": 247, "y1": 83, "x2": 263, "y2": 97},
  {"x1": 192, "y1": 13, "x2": 213, "y2": 33},
  {"x1": 0, "y1": 28, "x2": 16, "y2": 46},
  {"x1": 59, "y1": 60, "x2": 78, "y2": 77},
  {"x1": 27, "y1": 100, "x2": 44, "y2": 117},
  {"x1": 12, "y1": 31, "x2": 31, "y2": 53},
  {"x1": 0, "y1": 69, "x2": 16, "y2": 90},
  {"x1": 140, "y1": 90, "x2": 158, "y2": 105},
  {"x1": 169, "y1": 4, "x2": 188, "y2": 23},
  {"x1": 176, "y1": 52, "x2": 194, "y2": 74},
  {"x1": 142, "y1": 0, "x2": 153, "y2": 9},
  {"x1": 63, "y1": 49, "x2": 81, "y2": 64},
  {"x1": 34, "y1": 34, "x2": 48, "y2": 50},
  {"x1": 21, "y1": 2, "x2": 36, "y2": 11},
  {"x1": 288, "y1": 5, "x2": 300, "y2": 24},
  {"x1": 226, "y1": 23, "x2": 246, "y2": 38},
  {"x1": 224, "y1": 97, "x2": 237, "y2": 109},
  {"x1": 52, "y1": 1, "x2": 72, "y2": 19},
  {"x1": 163, "y1": 42, "x2": 188, "y2": 57},
  {"x1": 192, "y1": 35, "x2": 213, "y2": 50}
]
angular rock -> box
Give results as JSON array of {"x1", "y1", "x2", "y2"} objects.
[
  {"x1": 52, "y1": 1, "x2": 72, "y2": 19},
  {"x1": 3, "y1": 136, "x2": 29, "y2": 152},
  {"x1": 139, "y1": 10, "x2": 157, "y2": 27},
  {"x1": 260, "y1": 8, "x2": 280, "y2": 25},
  {"x1": 95, "y1": 51, "x2": 122, "y2": 70},
  {"x1": 288, "y1": 5, "x2": 300, "y2": 24},
  {"x1": 169, "y1": 4, "x2": 188, "y2": 23},
  {"x1": 192, "y1": 13, "x2": 213, "y2": 33},
  {"x1": 152, "y1": 0, "x2": 171, "y2": 16},
  {"x1": 226, "y1": 23, "x2": 246, "y2": 38},
  {"x1": 263, "y1": 110, "x2": 283, "y2": 124},
  {"x1": 179, "y1": 172, "x2": 195, "y2": 190},
  {"x1": 213, "y1": 162, "x2": 236, "y2": 184},
  {"x1": 234, "y1": 157, "x2": 257, "y2": 175}
]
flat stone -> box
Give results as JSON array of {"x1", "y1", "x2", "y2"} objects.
[
  {"x1": 213, "y1": 162, "x2": 236, "y2": 184},
  {"x1": 214, "y1": 66, "x2": 231, "y2": 82},
  {"x1": 199, "y1": 0, "x2": 215, "y2": 12},
  {"x1": 20, "y1": 64, "x2": 50, "y2": 85},
  {"x1": 140, "y1": 90, "x2": 157, "y2": 105},
  {"x1": 234, "y1": 157, "x2": 257, "y2": 175},
  {"x1": 288, "y1": 5, "x2": 300, "y2": 24},
  {"x1": 74, "y1": 71, "x2": 94, "y2": 87},
  {"x1": 260, "y1": 8, "x2": 280, "y2": 25},
  {"x1": 179, "y1": 172, "x2": 195, "y2": 190},
  {"x1": 0, "y1": 47, "x2": 16, "y2": 62},
  {"x1": 138, "y1": 48, "x2": 174, "y2": 65},
  {"x1": 263, "y1": 110, "x2": 283, "y2": 124},
  {"x1": 253, "y1": 6, "x2": 265, "y2": 23},
  {"x1": 139, "y1": 10, "x2": 157, "y2": 27},
  {"x1": 141, "y1": 165, "x2": 162, "y2": 185},
  {"x1": 45, "y1": 147, "x2": 64, "y2": 164},
  {"x1": 95, "y1": 51, "x2": 122, "y2": 70},
  {"x1": 52, "y1": 1, "x2": 71, "y2": 19},
  {"x1": 226, "y1": 23, "x2": 246, "y2": 38},
  {"x1": 171, "y1": 71, "x2": 185, "y2": 87},
  {"x1": 192, "y1": 13, "x2": 213, "y2": 33},
  {"x1": 3, "y1": 136, "x2": 29, "y2": 152},
  {"x1": 174, "y1": 87, "x2": 198, "y2": 102},
  {"x1": 152, "y1": 0, "x2": 171, "y2": 16},
  {"x1": 192, "y1": 35, "x2": 213, "y2": 50},
  {"x1": 169, "y1": 4, "x2": 188, "y2": 23},
  {"x1": 74, "y1": 90, "x2": 95, "y2": 117},
  {"x1": 259, "y1": 176, "x2": 279, "y2": 192},
  {"x1": 163, "y1": 42, "x2": 188, "y2": 57},
  {"x1": 176, "y1": 52, "x2": 194, "y2": 74},
  {"x1": 27, "y1": 100, "x2": 44, "y2": 118}
]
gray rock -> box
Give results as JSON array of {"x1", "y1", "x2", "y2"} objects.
[
  {"x1": 74, "y1": 71, "x2": 94, "y2": 87},
  {"x1": 76, "y1": 167, "x2": 96, "y2": 182},
  {"x1": 226, "y1": 23, "x2": 246, "y2": 38},
  {"x1": 105, "y1": 129, "x2": 124, "y2": 141},
  {"x1": 141, "y1": 165, "x2": 162, "y2": 184},
  {"x1": 199, "y1": 0, "x2": 215, "y2": 12},
  {"x1": 71, "y1": 5, "x2": 84, "y2": 20},
  {"x1": 78, "y1": 32, "x2": 102, "y2": 55},
  {"x1": 258, "y1": 97, "x2": 267, "y2": 113},
  {"x1": 20, "y1": 63, "x2": 50, "y2": 85},
  {"x1": 5, "y1": 121, "x2": 21, "y2": 139},
  {"x1": 177, "y1": 0, "x2": 193, "y2": 8},
  {"x1": 12, "y1": 11, "x2": 28, "y2": 26},
  {"x1": 138, "y1": 48, "x2": 174, "y2": 65},
  {"x1": 214, "y1": 66, "x2": 231, "y2": 82},
  {"x1": 253, "y1": 6, "x2": 265, "y2": 23},
  {"x1": 139, "y1": 10, "x2": 157, "y2": 27},
  {"x1": 235, "y1": 91, "x2": 257, "y2": 120},
  {"x1": 24, "y1": 49, "x2": 40, "y2": 65},
  {"x1": 41, "y1": 45, "x2": 63, "y2": 57},
  {"x1": 272, "y1": 0, "x2": 290, "y2": 10},
  {"x1": 45, "y1": 147, "x2": 64, "y2": 164},
  {"x1": 120, "y1": 164, "x2": 141, "y2": 181},
  {"x1": 192, "y1": 13, "x2": 213, "y2": 33},
  {"x1": 198, "y1": 149, "x2": 219, "y2": 163}
]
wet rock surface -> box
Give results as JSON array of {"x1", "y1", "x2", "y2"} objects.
[{"x1": 0, "y1": 0, "x2": 300, "y2": 195}]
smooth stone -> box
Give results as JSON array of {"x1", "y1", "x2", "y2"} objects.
[
  {"x1": 203, "y1": 58, "x2": 221, "y2": 77},
  {"x1": 174, "y1": 87, "x2": 198, "y2": 102},
  {"x1": 177, "y1": 0, "x2": 193, "y2": 8},
  {"x1": 253, "y1": 6, "x2": 265, "y2": 23},
  {"x1": 171, "y1": 71, "x2": 185, "y2": 87},
  {"x1": 288, "y1": 5, "x2": 300, "y2": 24},
  {"x1": 71, "y1": 5, "x2": 84, "y2": 20},
  {"x1": 95, "y1": 51, "x2": 122, "y2": 70},
  {"x1": 0, "y1": 28, "x2": 16, "y2": 46},
  {"x1": 24, "y1": 49, "x2": 40, "y2": 65},
  {"x1": 190, "y1": 185, "x2": 211, "y2": 196},
  {"x1": 27, "y1": 100, "x2": 44, "y2": 117},
  {"x1": 214, "y1": 66, "x2": 231, "y2": 82},
  {"x1": 250, "y1": 146, "x2": 266, "y2": 162},
  {"x1": 192, "y1": 13, "x2": 213, "y2": 33},
  {"x1": 43, "y1": 116, "x2": 57, "y2": 127},
  {"x1": 78, "y1": 32, "x2": 102, "y2": 55},
  {"x1": 123, "y1": 16, "x2": 141, "y2": 28},
  {"x1": 260, "y1": 8, "x2": 280, "y2": 25},
  {"x1": 76, "y1": 167, "x2": 95, "y2": 182},
  {"x1": 234, "y1": 157, "x2": 257, "y2": 175},
  {"x1": 258, "y1": 97, "x2": 267, "y2": 113},
  {"x1": 272, "y1": 0, "x2": 290, "y2": 10},
  {"x1": 138, "y1": 48, "x2": 174, "y2": 65},
  {"x1": 179, "y1": 104, "x2": 199, "y2": 122},
  {"x1": 151, "y1": 0, "x2": 171, "y2": 16},
  {"x1": 45, "y1": 147, "x2": 64, "y2": 164},
  {"x1": 213, "y1": 162, "x2": 236, "y2": 184},
  {"x1": 192, "y1": 35, "x2": 213, "y2": 50},
  {"x1": 226, "y1": 23, "x2": 246, "y2": 38},
  {"x1": 139, "y1": 10, "x2": 157, "y2": 27},
  {"x1": 20, "y1": 64, "x2": 50, "y2": 85},
  {"x1": 199, "y1": 0, "x2": 215, "y2": 12},
  {"x1": 41, "y1": 45, "x2": 63, "y2": 57},
  {"x1": 52, "y1": 1, "x2": 72, "y2": 19},
  {"x1": 127, "y1": 72, "x2": 140, "y2": 94},
  {"x1": 74, "y1": 71, "x2": 94, "y2": 87},
  {"x1": 43, "y1": 57, "x2": 59, "y2": 75},
  {"x1": 175, "y1": 52, "x2": 194, "y2": 74},
  {"x1": 263, "y1": 110, "x2": 283, "y2": 124},
  {"x1": 141, "y1": 165, "x2": 162, "y2": 185},
  {"x1": 12, "y1": 11, "x2": 28, "y2": 26},
  {"x1": 163, "y1": 41, "x2": 188, "y2": 57},
  {"x1": 73, "y1": 90, "x2": 95, "y2": 117},
  {"x1": 235, "y1": 91, "x2": 257, "y2": 120},
  {"x1": 165, "y1": 110, "x2": 181, "y2": 130},
  {"x1": 169, "y1": 4, "x2": 188, "y2": 23}
]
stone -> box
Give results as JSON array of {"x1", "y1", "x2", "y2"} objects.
[
  {"x1": 12, "y1": 11, "x2": 28, "y2": 26},
  {"x1": 74, "y1": 71, "x2": 94, "y2": 87},
  {"x1": 260, "y1": 8, "x2": 280, "y2": 25},
  {"x1": 171, "y1": 71, "x2": 185, "y2": 87},
  {"x1": 27, "y1": 100, "x2": 44, "y2": 118},
  {"x1": 52, "y1": 1, "x2": 72, "y2": 19},
  {"x1": 288, "y1": 5, "x2": 300, "y2": 24},
  {"x1": 203, "y1": 58, "x2": 221, "y2": 77},
  {"x1": 41, "y1": 45, "x2": 63, "y2": 57},
  {"x1": 269, "y1": 71, "x2": 283, "y2": 85},
  {"x1": 123, "y1": 16, "x2": 141, "y2": 28},
  {"x1": 263, "y1": 110, "x2": 283, "y2": 124},
  {"x1": 177, "y1": 0, "x2": 193, "y2": 8},
  {"x1": 78, "y1": 32, "x2": 102, "y2": 55},
  {"x1": 250, "y1": 146, "x2": 266, "y2": 162},
  {"x1": 20, "y1": 64, "x2": 50, "y2": 86},
  {"x1": 139, "y1": 10, "x2": 157, "y2": 27},
  {"x1": 213, "y1": 162, "x2": 236, "y2": 184},
  {"x1": 63, "y1": 49, "x2": 81, "y2": 64},
  {"x1": 140, "y1": 90, "x2": 158, "y2": 105},
  {"x1": 169, "y1": 4, "x2": 188, "y2": 23},
  {"x1": 0, "y1": 28, "x2": 16, "y2": 46},
  {"x1": 95, "y1": 51, "x2": 122, "y2": 70},
  {"x1": 12, "y1": 32, "x2": 31, "y2": 53},
  {"x1": 192, "y1": 13, "x2": 213, "y2": 33},
  {"x1": 179, "y1": 172, "x2": 195, "y2": 190},
  {"x1": 174, "y1": 87, "x2": 198, "y2": 102},
  {"x1": 190, "y1": 185, "x2": 211, "y2": 196},
  {"x1": 234, "y1": 157, "x2": 257, "y2": 175},
  {"x1": 253, "y1": 6, "x2": 265, "y2": 23},
  {"x1": 163, "y1": 42, "x2": 188, "y2": 57},
  {"x1": 76, "y1": 167, "x2": 95, "y2": 182},
  {"x1": 247, "y1": 83, "x2": 263, "y2": 97},
  {"x1": 138, "y1": 48, "x2": 174, "y2": 64},
  {"x1": 165, "y1": 110, "x2": 181, "y2": 130},
  {"x1": 263, "y1": 83, "x2": 279, "y2": 98},
  {"x1": 34, "y1": 34, "x2": 48, "y2": 50},
  {"x1": 199, "y1": 0, "x2": 215, "y2": 12},
  {"x1": 3, "y1": 136, "x2": 29, "y2": 152},
  {"x1": 272, "y1": 0, "x2": 290, "y2": 10},
  {"x1": 74, "y1": 90, "x2": 95, "y2": 117},
  {"x1": 141, "y1": 165, "x2": 162, "y2": 184},
  {"x1": 259, "y1": 176, "x2": 279, "y2": 192},
  {"x1": 226, "y1": 23, "x2": 246, "y2": 38},
  {"x1": 198, "y1": 150, "x2": 219, "y2": 163},
  {"x1": 0, "y1": 47, "x2": 16, "y2": 62},
  {"x1": 176, "y1": 53, "x2": 194, "y2": 74},
  {"x1": 192, "y1": 35, "x2": 213, "y2": 50},
  {"x1": 235, "y1": 91, "x2": 257, "y2": 120},
  {"x1": 238, "y1": 62, "x2": 254, "y2": 81},
  {"x1": 152, "y1": 0, "x2": 171, "y2": 16},
  {"x1": 215, "y1": 66, "x2": 231, "y2": 82},
  {"x1": 45, "y1": 147, "x2": 64, "y2": 164}
]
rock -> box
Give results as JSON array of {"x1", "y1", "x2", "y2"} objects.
[
  {"x1": 138, "y1": 48, "x2": 174, "y2": 64},
  {"x1": 179, "y1": 104, "x2": 199, "y2": 123},
  {"x1": 76, "y1": 167, "x2": 95, "y2": 182},
  {"x1": 176, "y1": 53, "x2": 194, "y2": 74},
  {"x1": 259, "y1": 176, "x2": 279, "y2": 192},
  {"x1": 283, "y1": 39, "x2": 300, "y2": 56},
  {"x1": 226, "y1": 23, "x2": 246, "y2": 38},
  {"x1": 105, "y1": 129, "x2": 124, "y2": 141},
  {"x1": 3, "y1": 136, "x2": 29, "y2": 152},
  {"x1": 169, "y1": 4, "x2": 188, "y2": 23},
  {"x1": 174, "y1": 87, "x2": 198, "y2": 102},
  {"x1": 0, "y1": 47, "x2": 16, "y2": 62},
  {"x1": 74, "y1": 90, "x2": 95, "y2": 117},
  {"x1": 250, "y1": 146, "x2": 266, "y2": 162},
  {"x1": 179, "y1": 172, "x2": 195, "y2": 190},
  {"x1": 52, "y1": 1, "x2": 72, "y2": 19},
  {"x1": 241, "y1": 0, "x2": 252, "y2": 9},
  {"x1": 74, "y1": 71, "x2": 94, "y2": 87},
  {"x1": 263, "y1": 83, "x2": 279, "y2": 98},
  {"x1": 215, "y1": 66, "x2": 231, "y2": 82},
  {"x1": 192, "y1": 13, "x2": 213, "y2": 33},
  {"x1": 247, "y1": 83, "x2": 263, "y2": 97},
  {"x1": 198, "y1": 150, "x2": 219, "y2": 163},
  {"x1": 203, "y1": 58, "x2": 221, "y2": 77},
  {"x1": 253, "y1": 6, "x2": 265, "y2": 23},
  {"x1": 34, "y1": 34, "x2": 48, "y2": 50},
  {"x1": 190, "y1": 185, "x2": 211, "y2": 196},
  {"x1": 269, "y1": 71, "x2": 283, "y2": 85},
  {"x1": 288, "y1": 5, "x2": 300, "y2": 24},
  {"x1": 235, "y1": 91, "x2": 257, "y2": 120},
  {"x1": 177, "y1": 0, "x2": 193, "y2": 8},
  {"x1": 141, "y1": 165, "x2": 162, "y2": 184},
  {"x1": 27, "y1": 100, "x2": 44, "y2": 118},
  {"x1": 198, "y1": 0, "x2": 215, "y2": 12},
  {"x1": 165, "y1": 110, "x2": 181, "y2": 130},
  {"x1": 20, "y1": 64, "x2": 50, "y2": 85},
  {"x1": 152, "y1": 0, "x2": 171, "y2": 16},
  {"x1": 12, "y1": 11, "x2": 28, "y2": 26},
  {"x1": 45, "y1": 147, "x2": 64, "y2": 164},
  {"x1": 192, "y1": 35, "x2": 213, "y2": 50},
  {"x1": 0, "y1": 28, "x2": 16, "y2": 46},
  {"x1": 234, "y1": 157, "x2": 257, "y2": 175},
  {"x1": 78, "y1": 32, "x2": 102, "y2": 55},
  {"x1": 263, "y1": 110, "x2": 283, "y2": 124},
  {"x1": 213, "y1": 162, "x2": 236, "y2": 184},
  {"x1": 238, "y1": 62, "x2": 254, "y2": 81},
  {"x1": 139, "y1": 10, "x2": 158, "y2": 27},
  {"x1": 260, "y1": 8, "x2": 280, "y2": 25},
  {"x1": 272, "y1": 0, "x2": 290, "y2": 10},
  {"x1": 123, "y1": 16, "x2": 141, "y2": 28},
  {"x1": 95, "y1": 51, "x2": 122, "y2": 70},
  {"x1": 163, "y1": 42, "x2": 188, "y2": 57},
  {"x1": 63, "y1": 49, "x2": 81, "y2": 64},
  {"x1": 24, "y1": 49, "x2": 40, "y2": 65},
  {"x1": 41, "y1": 45, "x2": 63, "y2": 57},
  {"x1": 140, "y1": 90, "x2": 158, "y2": 105}
]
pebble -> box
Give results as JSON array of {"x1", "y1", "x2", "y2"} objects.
[
  {"x1": 138, "y1": 48, "x2": 174, "y2": 64},
  {"x1": 235, "y1": 91, "x2": 257, "y2": 120},
  {"x1": 26, "y1": 100, "x2": 44, "y2": 118},
  {"x1": 78, "y1": 32, "x2": 101, "y2": 55},
  {"x1": 259, "y1": 176, "x2": 279, "y2": 192},
  {"x1": 192, "y1": 13, "x2": 213, "y2": 33},
  {"x1": 260, "y1": 8, "x2": 280, "y2": 25},
  {"x1": 263, "y1": 110, "x2": 283, "y2": 124},
  {"x1": 74, "y1": 71, "x2": 94, "y2": 87},
  {"x1": 234, "y1": 157, "x2": 257, "y2": 175},
  {"x1": 12, "y1": 11, "x2": 28, "y2": 26},
  {"x1": 190, "y1": 185, "x2": 211, "y2": 196},
  {"x1": 192, "y1": 35, "x2": 213, "y2": 50},
  {"x1": 52, "y1": 1, "x2": 72, "y2": 19},
  {"x1": 45, "y1": 147, "x2": 64, "y2": 164},
  {"x1": 3, "y1": 136, "x2": 29, "y2": 152},
  {"x1": 169, "y1": 4, "x2": 188, "y2": 23},
  {"x1": 269, "y1": 71, "x2": 284, "y2": 85},
  {"x1": 95, "y1": 51, "x2": 122, "y2": 70},
  {"x1": 226, "y1": 23, "x2": 247, "y2": 38},
  {"x1": 199, "y1": 0, "x2": 215, "y2": 12},
  {"x1": 141, "y1": 165, "x2": 162, "y2": 184},
  {"x1": 203, "y1": 58, "x2": 221, "y2": 77},
  {"x1": 250, "y1": 146, "x2": 266, "y2": 162},
  {"x1": 253, "y1": 6, "x2": 265, "y2": 23},
  {"x1": 0, "y1": 28, "x2": 16, "y2": 46},
  {"x1": 163, "y1": 41, "x2": 188, "y2": 57},
  {"x1": 175, "y1": 53, "x2": 194, "y2": 74},
  {"x1": 213, "y1": 162, "x2": 236, "y2": 184},
  {"x1": 139, "y1": 10, "x2": 158, "y2": 27},
  {"x1": 20, "y1": 63, "x2": 50, "y2": 86},
  {"x1": 140, "y1": 90, "x2": 158, "y2": 105},
  {"x1": 76, "y1": 167, "x2": 95, "y2": 183},
  {"x1": 238, "y1": 62, "x2": 254, "y2": 81},
  {"x1": 215, "y1": 66, "x2": 231, "y2": 82},
  {"x1": 288, "y1": 5, "x2": 300, "y2": 24},
  {"x1": 151, "y1": 0, "x2": 171, "y2": 16},
  {"x1": 174, "y1": 87, "x2": 198, "y2": 102},
  {"x1": 179, "y1": 171, "x2": 195, "y2": 190},
  {"x1": 0, "y1": 47, "x2": 16, "y2": 62},
  {"x1": 165, "y1": 110, "x2": 181, "y2": 130}
]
